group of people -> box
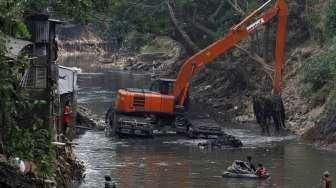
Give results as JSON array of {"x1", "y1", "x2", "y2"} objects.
[
  {"x1": 245, "y1": 156, "x2": 268, "y2": 178},
  {"x1": 227, "y1": 156, "x2": 268, "y2": 178},
  {"x1": 242, "y1": 156, "x2": 332, "y2": 187}
]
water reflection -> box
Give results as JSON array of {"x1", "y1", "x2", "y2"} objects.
[
  {"x1": 58, "y1": 54, "x2": 100, "y2": 72},
  {"x1": 74, "y1": 130, "x2": 336, "y2": 188},
  {"x1": 77, "y1": 71, "x2": 151, "y2": 117}
]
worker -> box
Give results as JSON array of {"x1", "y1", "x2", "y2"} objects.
[
  {"x1": 246, "y1": 156, "x2": 256, "y2": 172},
  {"x1": 105, "y1": 175, "x2": 116, "y2": 188},
  {"x1": 62, "y1": 100, "x2": 72, "y2": 135},
  {"x1": 321, "y1": 171, "x2": 332, "y2": 188},
  {"x1": 234, "y1": 160, "x2": 252, "y2": 174},
  {"x1": 255, "y1": 163, "x2": 268, "y2": 178}
]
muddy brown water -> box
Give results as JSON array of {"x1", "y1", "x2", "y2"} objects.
[{"x1": 61, "y1": 56, "x2": 336, "y2": 188}]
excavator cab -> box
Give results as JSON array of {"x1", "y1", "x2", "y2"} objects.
[{"x1": 150, "y1": 78, "x2": 175, "y2": 95}]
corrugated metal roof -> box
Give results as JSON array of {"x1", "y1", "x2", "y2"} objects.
[
  {"x1": 48, "y1": 18, "x2": 64, "y2": 24},
  {"x1": 5, "y1": 37, "x2": 33, "y2": 60},
  {"x1": 59, "y1": 65, "x2": 82, "y2": 73}
]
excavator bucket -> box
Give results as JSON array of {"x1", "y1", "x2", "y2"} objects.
[{"x1": 252, "y1": 95, "x2": 286, "y2": 135}]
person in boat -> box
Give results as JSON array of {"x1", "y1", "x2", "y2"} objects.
[
  {"x1": 230, "y1": 160, "x2": 253, "y2": 174},
  {"x1": 246, "y1": 156, "x2": 256, "y2": 172},
  {"x1": 321, "y1": 171, "x2": 332, "y2": 188},
  {"x1": 255, "y1": 163, "x2": 268, "y2": 178}
]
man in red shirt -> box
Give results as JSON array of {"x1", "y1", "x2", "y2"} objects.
[
  {"x1": 255, "y1": 163, "x2": 268, "y2": 178},
  {"x1": 322, "y1": 171, "x2": 332, "y2": 188},
  {"x1": 62, "y1": 100, "x2": 72, "y2": 135}
]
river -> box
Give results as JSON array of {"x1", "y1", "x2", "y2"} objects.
[{"x1": 61, "y1": 55, "x2": 336, "y2": 188}]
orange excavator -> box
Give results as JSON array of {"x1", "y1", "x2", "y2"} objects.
[{"x1": 108, "y1": 0, "x2": 288, "y2": 137}]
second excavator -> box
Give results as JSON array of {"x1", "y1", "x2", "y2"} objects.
[{"x1": 106, "y1": 0, "x2": 289, "y2": 139}]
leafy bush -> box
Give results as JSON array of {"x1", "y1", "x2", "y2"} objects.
[
  {"x1": 300, "y1": 44, "x2": 336, "y2": 94},
  {"x1": 7, "y1": 123, "x2": 55, "y2": 176},
  {"x1": 326, "y1": 0, "x2": 336, "y2": 37}
]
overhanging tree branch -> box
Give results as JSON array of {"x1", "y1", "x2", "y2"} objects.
[
  {"x1": 234, "y1": 44, "x2": 274, "y2": 80},
  {"x1": 192, "y1": 20, "x2": 217, "y2": 38},
  {"x1": 166, "y1": 0, "x2": 199, "y2": 53},
  {"x1": 208, "y1": 1, "x2": 224, "y2": 24},
  {"x1": 227, "y1": 0, "x2": 246, "y2": 16}
]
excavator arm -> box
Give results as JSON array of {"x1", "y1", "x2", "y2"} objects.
[{"x1": 173, "y1": 0, "x2": 288, "y2": 105}]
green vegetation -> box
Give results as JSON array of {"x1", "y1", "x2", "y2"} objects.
[
  {"x1": 0, "y1": 38, "x2": 55, "y2": 175},
  {"x1": 300, "y1": 0, "x2": 336, "y2": 87},
  {"x1": 325, "y1": 0, "x2": 336, "y2": 37},
  {"x1": 305, "y1": 0, "x2": 336, "y2": 42},
  {"x1": 0, "y1": 0, "x2": 29, "y2": 39},
  {"x1": 301, "y1": 39, "x2": 336, "y2": 106},
  {"x1": 300, "y1": 0, "x2": 336, "y2": 134},
  {"x1": 81, "y1": 0, "x2": 256, "y2": 52},
  {"x1": 300, "y1": 39, "x2": 336, "y2": 125},
  {"x1": 0, "y1": 0, "x2": 90, "y2": 177},
  {"x1": 301, "y1": 38, "x2": 336, "y2": 91},
  {"x1": 141, "y1": 36, "x2": 180, "y2": 55},
  {"x1": 7, "y1": 120, "x2": 55, "y2": 176}
]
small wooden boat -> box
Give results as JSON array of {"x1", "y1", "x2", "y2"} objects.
[{"x1": 222, "y1": 171, "x2": 270, "y2": 179}]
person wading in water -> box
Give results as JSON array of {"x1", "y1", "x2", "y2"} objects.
[
  {"x1": 62, "y1": 100, "x2": 72, "y2": 136},
  {"x1": 322, "y1": 171, "x2": 332, "y2": 188}
]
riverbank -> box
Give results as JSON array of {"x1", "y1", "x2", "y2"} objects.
[
  {"x1": 0, "y1": 161, "x2": 44, "y2": 188},
  {"x1": 0, "y1": 104, "x2": 106, "y2": 187},
  {"x1": 0, "y1": 146, "x2": 85, "y2": 188}
]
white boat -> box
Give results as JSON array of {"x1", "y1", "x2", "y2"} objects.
[{"x1": 222, "y1": 171, "x2": 270, "y2": 179}]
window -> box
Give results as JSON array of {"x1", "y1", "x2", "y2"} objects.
[{"x1": 25, "y1": 66, "x2": 47, "y2": 89}]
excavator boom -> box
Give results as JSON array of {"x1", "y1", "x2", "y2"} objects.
[{"x1": 173, "y1": 0, "x2": 288, "y2": 105}]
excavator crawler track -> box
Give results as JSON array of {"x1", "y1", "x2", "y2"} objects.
[
  {"x1": 106, "y1": 107, "x2": 243, "y2": 147},
  {"x1": 174, "y1": 112, "x2": 242, "y2": 147},
  {"x1": 115, "y1": 115, "x2": 154, "y2": 138},
  {"x1": 106, "y1": 107, "x2": 154, "y2": 138}
]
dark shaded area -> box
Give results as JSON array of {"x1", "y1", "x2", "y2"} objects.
[{"x1": 0, "y1": 162, "x2": 42, "y2": 188}]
